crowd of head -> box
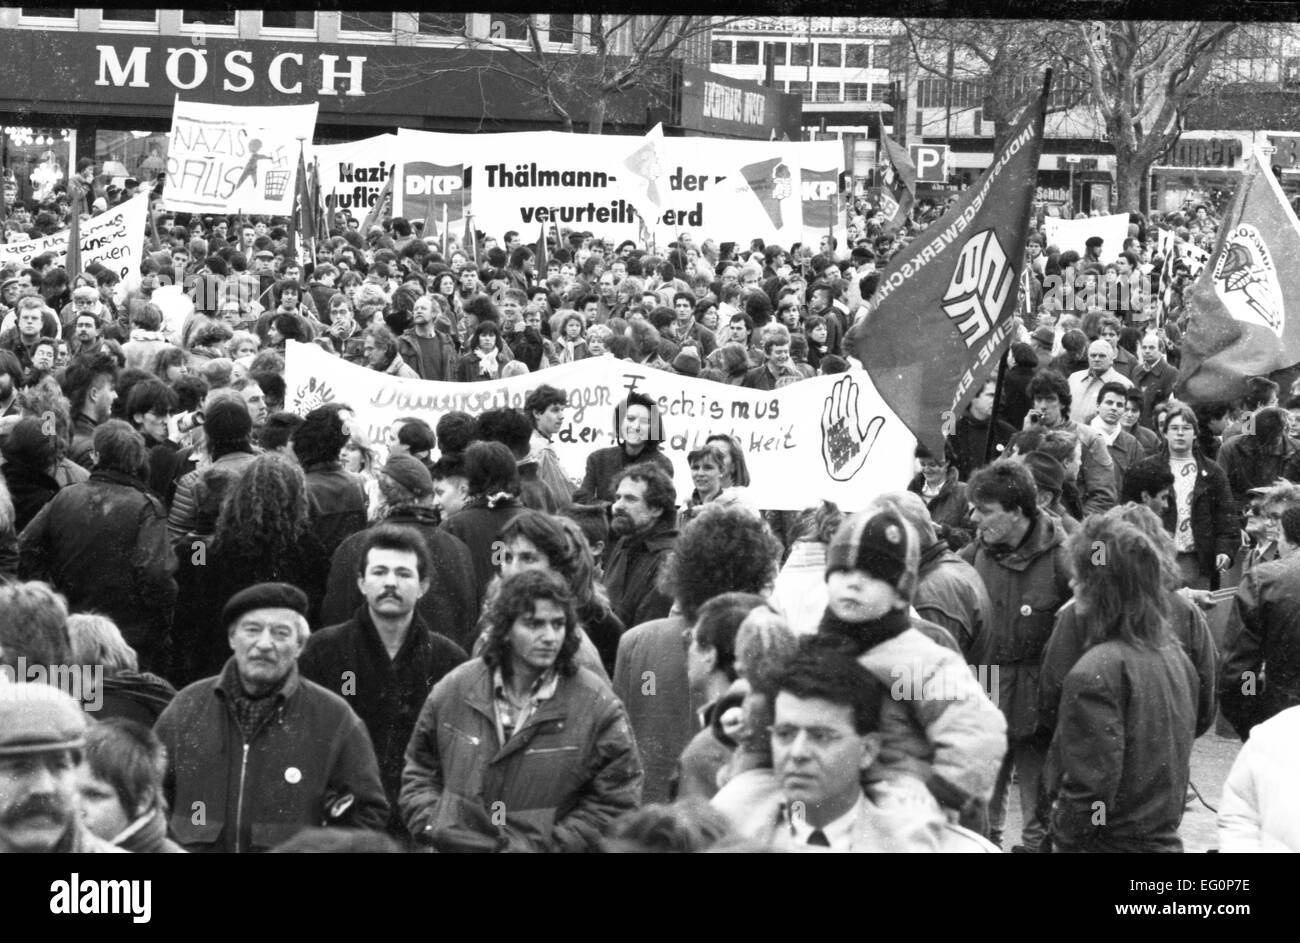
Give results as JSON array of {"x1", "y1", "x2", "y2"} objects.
[{"x1": 0, "y1": 182, "x2": 1294, "y2": 855}]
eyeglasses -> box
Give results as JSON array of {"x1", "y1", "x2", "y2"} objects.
[{"x1": 768, "y1": 724, "x2": 847, "y2": 748}]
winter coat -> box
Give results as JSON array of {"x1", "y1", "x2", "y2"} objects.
[
  {"x1": 299, "y1": 607, "x2": 467, "y2": 837},
  {"x1": 302, "y1": 461, "x2": 369, "y2": 560},
  {"x1": 1218, "y1": 704, "x2": 1300, "y2": 852},
  {"x1": 1132, "y1": 358, "x2": 1180, "y2": 429},
  {"x1": 914, "y1": 540, "x2": 992, "y2": 662},
  {"x1": 440, "y1": 498, "x2": 526, "y2": 610},
  {"x1": 999, "y1": 363, "x2": 1037, "y2": 430},
  {"x1": 1043, "y1": 418, "x2": 1117, "y2": 516},
  {"x1": 96, "y1": 671, "x2": 177, "y2": 728},
  {"x1": 455, "y1": 347, "x2": 511, "y2": 382},
  {"x1": 167, "y1": 449, "x2": 258, "y2": 543},
  {"x1": 604, "y1": 516, "x2": 678, "y2": 632},
  {"x1": 908, "y1": 470, "x2": 973, "y2": 550},
  {"x1": 1218, "y1": 553, "x2": 1300, "y2": 739},
  {"x1": 19, "y1": 469, "x2": 176, "y2": 672},
  {"x1": 574, "y1": 444, "x2": 675, "y2": 507},
  {"x1": 948, "y1": 413, "x2": 1016, "y2": 480},
  {"x1": 770, "y1": 540, "x2": 830, "y2": 637},
  {"x1": 1039, "y1": 591, "x2": 1217, "y2": 738},
  {"x1": 824, "y1": 609, "x2": 1007, "y2": 810},
  {"x1": 320, "y1": 507, "x2": 480, "y2": 652},
  {"x1": 1, "y1": 461, "x2": 60, "y2": 533},
  {"x1": 613, "y1": 614, "x2": 694, "y2": 805},
  {"x1": 960, "y1": 511, "x2": 1073, "y2": 740},
  {"x1": 122, "y1": 331, "x2": 175, "y2": 373},
  {"x1": 1125, "y1": 450, "x2": 1237, "y2": 587},
  {"x1": 1217, "y1": 433, "x2": 1300, "y2": 516},
  {"x1": 154, "y1": 660, "x2": 389, "y2": 853},
  {"x1": 399, "y1": 659, "x2": 642, "y2": 852},
  {"x1": 397, "y1": 328, "x2": 458, "y2": 382},
  {"x1": 1044, "y1": 640, "x2": 1198, "y2": 853}
]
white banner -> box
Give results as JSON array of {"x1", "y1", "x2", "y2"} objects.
[
  {"x1": 164, "y1": 98, "x2": 319, "y2": 215},
  {"x1": 284, "y1": 341, "x2": 913, "y2": 513},
  {"x1": 313, "y1": 134, "x2": 399, "y2": 220},
  {"x1": 0, "y1": 193, "x2": 149, "y2": 302},
  {"x1": 394, "y1": 128, "x2": 846, "y2": 249},
  {"x1": 1042, "y1": 212, "x2": 1131, "y2": 263}
]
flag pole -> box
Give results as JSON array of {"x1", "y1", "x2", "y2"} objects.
[{"x1": 984, "y1": 68, "x2": 1052, "y2": 467}]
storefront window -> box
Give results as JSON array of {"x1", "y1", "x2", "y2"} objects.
[
  {"x1": 2, "y1": 127, "x2": 74, "y2": 208},
  {"x1": 95, "y1": 129, "x2": 168, "y2": 190}
]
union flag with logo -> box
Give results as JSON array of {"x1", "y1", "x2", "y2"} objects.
[
  {"x1": 1175, "y1": 147, "x2": 1300, "y2": 404},
  {"x1": 856, "y1": 76, "x2": 1050, "y2": 457}
]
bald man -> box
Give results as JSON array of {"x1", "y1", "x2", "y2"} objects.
[{"x1": 1067, "y1": 339, "x2": 1132, "y2": 425}]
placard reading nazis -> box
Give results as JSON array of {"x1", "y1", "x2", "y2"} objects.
[
  {"x1": 284, "y1": 341, "x2": 913, "y2": 512},
  {"x1": 0, "y1": 193, "x2": 149, "y2": 301},
  {"x1": 164, "y1": 98, "x2": 319, "y2": 215}
]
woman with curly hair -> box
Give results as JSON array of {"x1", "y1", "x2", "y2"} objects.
[
  {"x1": 185, "y1": 319, "x2": 235, "y2": 370},
  {"x1": 150, "y1": 344, "x2": 189, "y2": 383},
  {"x1": 474, "y1": 510, "x2": 624, "y2": 677},
  {"x1": 172, "y1": 451, "x2": 329, "y2": 683},
  {"x1": 553, "y1": 311, "x2": 590, "y2": 363}
]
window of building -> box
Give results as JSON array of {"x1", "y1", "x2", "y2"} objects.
[
  {"x1": 488, "y1": 13, "x2": 531, "y2": 41},
  {"x1": 787, "y1": 81, "x2": 812, "y2": 102},
  {"x1": 766, "y1": 43, "x2": 786, "y2": 66},
  {"x1": 844, "y1": 83, "x2": 872, "y2": 102},
  {"x1": 735, "y1": 41, "x2": 760, "y2": 65},
  {"x1": 182, "y1": 10, "x2": 236, "y2": 27},
  {"x1": 418, "y1": 13, "x2": 467, "y2": 36},
  {"x1": 711, "y1": 40, "x2": 733, "y2": 64},
  {"x1": 102, "y1": 9, "x2": 156, "y2": 22},
  {"x1": 872, "y1": 83, "x2": 892, "y2": 102},
  {"x1": 96, "y1": 129, "x2": 169, "y2": 190},
  {"x1": 548, "y1": 14, "x2": 575, "y2": 45},
  {"x1": 339, "y1": 11, "x2": 393, "y2": 33},
  {"x1": 873, "y1": 43, "x2": 894, "y2": 70},
  {"x1": 790, "y1": 43, "x2": 810, "y2": 67},
  {"x1": 815, "y1": 82, "x2": 842, "y2": 103},
  {"x1": 262, "y1": 11, "x2": 315, "y2": 30},
  {"x1": 846, "y1": 43, "x2": 871, "y2": 68},
  {"x1": 3, "y1": 127, "x2": 75, "y2": 208},
  {"x1": 20, "y1": 8, "x2": 74, "y2": 17},
  {"x1": 818, "y1": 43, "x2": 842, "y2": 68}
]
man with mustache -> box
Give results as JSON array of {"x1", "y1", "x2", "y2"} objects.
[
  {"x1": 300, "y1": 525, "x2": 467, "y2": 843},
  {"x1": 604, "y1": 464, "x2": 679, "y2": 631},
  {"x1": 0, "y1": 683, "x2": 119, "y2": 853},
  {"x1": 154, "y1": 582, "x2": 389, "y2": 852}
]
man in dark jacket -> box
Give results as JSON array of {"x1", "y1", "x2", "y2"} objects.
[
  {"x1": 604, "y1": 464, "x2": 678, "y2": 630},
  {"x1": 155, "y1": 583, "x2": 389, "y2": 853},
  {"x1": 960, "y1": 459, "x2": 1072, "y2": 852},
  {"x1": 397, "y1": 294, "x2": 458, "y2": 381},
  {"x1": 948, "y1": 377, "x2": 1017, "y2": 480},
  {"x1": 1132, "y1": 329, "x2": 1180, "y2": 430},
  {"x1": 1215, "y1": 406, "x2": 1299, "y2": 518},
  {"x1": 1219, "y1": 504, "x2": 1300, "y2": 740},
  {"x1": 301, "y1": 525, "x2": 467, "y2": 840},
  {"x1": 292, "y1": 403, "x2": 368, "y2": 559},
  {"x1": 320, "y1": 454, "x2": 480, "y2": 651},
  {"x1": 400, "y1": 571, "x2": 641, "y2": 852},
  {"x1": 19, "y1": 421, "x2": 176, "y2": 674},
  {"x1": 61, "y1": 348, "x2": 119, "y2": 470}
]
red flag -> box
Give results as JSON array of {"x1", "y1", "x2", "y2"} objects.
[
  {"x1": 878, "y1": 135, "x2": 917, "y2": 234},
  {"x1": 857, "y1": 73, "x2": 1050, "y2": 458},
  {"x1": 1175, "y1": 147, "x2": 1300, "y2": 404}
]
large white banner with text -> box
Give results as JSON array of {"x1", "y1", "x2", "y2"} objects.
[
  {"x1": 313, "y1": 134, "x2": 399, "y2": 219},
  {"x1": 285, "y1": 341, "x2": 912, "y2": 512},
  {"x1": 1042, "y1": 212, "x2": 1131, "y2": 263}
]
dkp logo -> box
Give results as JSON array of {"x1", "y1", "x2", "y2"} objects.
[{"x1": 942, "y1": 229, "x2": 1013, "y2": 347}]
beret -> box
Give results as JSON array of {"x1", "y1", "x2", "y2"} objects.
[{"x1": 222, "y1": 582, "x2": 309, "y2": 627}]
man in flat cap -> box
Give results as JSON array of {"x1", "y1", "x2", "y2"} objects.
[
  {"x1": 154, "y1": 582, "x2": 388, "y2": 852},
  {"x1": 0, "y1": 682, "x2": 120, "y2": 853}
]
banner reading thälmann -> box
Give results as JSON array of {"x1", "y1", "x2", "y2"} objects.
[
  {"x1": 284, "y1": 341, "x2": 914, "y2": 513},
  {"x1": 393, "y1": 129, "x2": 845, "y2": 248},
  {"x1": 859, "y1": 79, "x2": 1049, "y2": 459}
]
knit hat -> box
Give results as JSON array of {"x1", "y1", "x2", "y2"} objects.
[
  {"x1": 672, "y1": 347, "x2": 702, "y2": 377},
  {"x1": 222, "y1": 582, "x2": 309, "y2": 628},
  {"x1": 0, "y1": 682, "x2": 88, "y2": 756},
  {"x1": 1031, "y1": 326, "x2": 1055, "y2": 347},
  {"x1": 382, "y1": 452, "x2": 434, "y2": 497},
  {"x1": 1022, "y1": 450, "x2": 1065, "y2": 499},
  {"x1": 825, "y1": 508, "x2": 919, "y2": 601},
  {"x1": 203, "y1": 397, "x2": 253, "y2": 443}
]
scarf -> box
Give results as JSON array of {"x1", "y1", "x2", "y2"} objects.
[
  {"x1": 815, "y1": 608, "x2": 911, "y2": 655},
  {"x1": 474, "y1": 347, "x2": 500, "y2": 378}
]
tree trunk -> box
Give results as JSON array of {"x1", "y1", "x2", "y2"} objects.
[
  {"x1": 1113, "y1": 154, "x2": 1146, "y2": 214},
  {"x1": 588, "y1": 97, "x2": 607, "y2": 135}
]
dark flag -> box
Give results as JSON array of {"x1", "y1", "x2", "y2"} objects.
[
  {"x1": 360, "y1": 173, "x2": 392, "y2": 235},
  {"x1": 65, "y1": 182, "x2": 85, "y2": 277},
  {"x1": 857, "y1": 74, "x2": 1050, "y2": 458},
  {"x1": 1175, "y1": 147, "x2": 1300, "y2": 404},
  {"x1": 535, "y1": 223, "x2": 548, "y2": 283},
  {"x1": 463, "y1": 213, "x2": 477, "y2": 266},
  {"x1": 878, "y1": 135, "x2": 917, "y2": 234}
]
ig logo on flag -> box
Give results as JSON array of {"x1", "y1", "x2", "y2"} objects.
[{"x1": 942, "y1": 229, "x2": 1013, "y2": 347}]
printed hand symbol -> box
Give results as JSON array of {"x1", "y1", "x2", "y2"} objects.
[{"x1": 821, "y1": 375, "x2": 884, "y2": 481}]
